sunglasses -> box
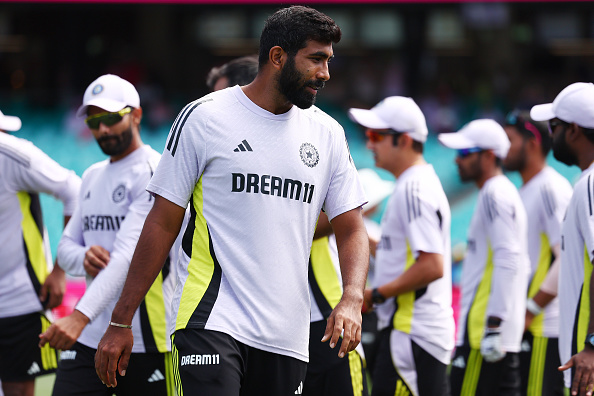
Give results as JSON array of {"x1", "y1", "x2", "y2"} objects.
[
  {"x1": 365, "y1": 130, "x2": 393, "y2": 143},
  {"x1": 85, "y1": 107, "x2": 132, "y2": 129},
  {"x1": 457, "y1": 147, "x2": 483, "y2": 158},
  {"x1": 548, "y1": 119, "x2": 569, "y2": 135}
]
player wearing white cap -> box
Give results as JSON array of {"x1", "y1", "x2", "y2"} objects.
[
  {"x1": 439, "y1": 119, "x2": 530, "y2": 396},
  {"x1": 352, "y1": 96, "x2": 455, "y2": 396},
  {"x1": 0, "y1": 111, "x2": 80, "y2": 396},
  {"x1": 95, "y1": 6, "x2": 369, "y2": 396},
  {"x1": 530, "y1": 82, "x2": 594, "y2": 396},
  {"x1": 503, "y1": 110, "x2": 571, "y2": 396},
  {"x1": 39, "y1": 74, "x2": 179, "y2": 395}
]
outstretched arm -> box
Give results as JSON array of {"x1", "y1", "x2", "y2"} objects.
[
  {"x1": 95, "y1": 195, "x2": 185, "y2": 387},
  {"x1": 322, "y1": 207, "x2": 369, "y2": 358}
]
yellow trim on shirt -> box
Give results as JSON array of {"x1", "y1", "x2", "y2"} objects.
[
  {"x1": 467, "y1": 246, "x2": 494, "y2": 350},
  {"x1": 393, "y1": 243, "x2": 416, "y2": 334},
  {"x1": 176, "y1": 176, "x2": 215, "y2": 330},
  {"x1": 310, "y1": 237, "x2": 342, "y2": 309}
]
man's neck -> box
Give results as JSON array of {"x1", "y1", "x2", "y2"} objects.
[
  {"x1": 392, "y1": 155, "x2": 426, "y2": 179},
  {"x1": 520, "y1": 158, "x2": 546, "y2": 185},
  {"x1": 241, "y1": 75, "x2": 293, "y2": 115},
  {"x1": 476, "y1": 167, "x2": 502, "y2": 189}
]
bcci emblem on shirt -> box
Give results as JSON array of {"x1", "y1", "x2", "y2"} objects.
[{"x1": 300, "y1": 143, "x2": 319, "y2": 168}]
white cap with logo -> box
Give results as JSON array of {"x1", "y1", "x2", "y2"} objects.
[
  {"x1": 0, "y1": 110, "x2": 22, "y2": 132},
  {"x1": 530, "y1": 82, "x2": 594, "y2": 128},
  {"x1": 438, "y1": 119, "x2": 510, "y2": 159},
  {"x1": 348, "y1": 96, "x2": 428, "y2": 143},
  {"x1": 76, "y1": 74, "x2": 140, "y2": 118}
]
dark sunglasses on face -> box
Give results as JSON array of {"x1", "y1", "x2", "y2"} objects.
[
  {"x1": 548, "y1": 119, "x2": 569, "y2": 135},
  {"x1": 457, "y1": 147, "x2": 483, "y2": 158},
  {"x1": 365, "y1": 130, "x2": 392, "y2": 143},
  {"x1": 85, "y1": 107, "x2": 132, "y2": 129}
]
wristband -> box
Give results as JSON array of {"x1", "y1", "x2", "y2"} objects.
[
  {"x1": 109, "y1": 321, "x2": 132, "y2": 329},
  {"x1": 372, "y1": 288, "x2": 386, "y2": 304},
  {"x1": 526, "y1": 298, "x2": 543, "y2": 316}
]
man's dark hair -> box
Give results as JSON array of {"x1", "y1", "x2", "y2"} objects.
[
  {"x1": 206, "y1": 55, "x2": 259, "y2": 90},
  {"x1": 391, "y1": 131, "x2": 424, "y2": 154},
  {"x1": 504, "y1": 110, "x2": 551, "y2": 157},
  {"x1": 258, "y1": 5, "x2": 341, "y2": 67}
]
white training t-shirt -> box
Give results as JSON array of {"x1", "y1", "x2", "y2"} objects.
[
  {"x1": 0, "y1": 132, "x2": 80, "y2": 318},
  {"x1": 373, "y1": 164, "x2": 455, "y2": 364},
  {"x1": 456, "y1": 175, "x2": 530, "y2": 352},
  {"x1": 147, "y1": 86, "x2": 367, "y2": 362},
  {"x1": 58, "y1": 145, "x2": 175, "y2": 353},
  {"x1": 559, "y1": 162, "x2": 594, "y2": 388},
  {"x1": 521, "y1": 166, "x2": 572, "y2": 338}
]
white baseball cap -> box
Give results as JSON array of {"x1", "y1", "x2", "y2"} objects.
[
  {"x1": 0, "y1": 110, "x2": 21, "y2": 132},
  {"x1": 438, "y1": 119, "x2": 510, "y2": 159},
  {"x1": 348, "y1": 96, "x2": 428, "y2": 143},
  {"x1": 358, "y1": 168, "x2": 394, "y2": 211},
  {"x1": 76, "y1": 74, "x2": 140, "y2": 117},
  {"x1": 530, "y1": 82, "x2": 594, "y2": 128}
]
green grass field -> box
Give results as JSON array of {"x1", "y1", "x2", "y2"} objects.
[{"x1": 34, "y1": 374, "x2": 55, "y2": 396}]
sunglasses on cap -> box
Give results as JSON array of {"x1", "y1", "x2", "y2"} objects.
[
  {"x1": 548, "y1": 119, "x2": 569, "y2": 135},
  {"x1": 457, "y1": 147, "x2": 483, "y2": 158},
  {"x1": 85, "y1": 107, "x2": 132, "y2": 129},
  {"x1": 505, "y1": 110, "x2": 543, "y2": 143}
]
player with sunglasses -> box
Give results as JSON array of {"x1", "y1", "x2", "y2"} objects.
[
  {"x1": 439, "y1": 119, "x2": 530, "y2": 396},
  {"x1": 352, "y1": 96, "x2": 455, "y2": 396},
  {"x1": 40, "y1": 74, "x2": 180, "y2": 396},
  {"x1": 502, "y1": 110, "x2": 571, "y2": 396},
  {"x1": 531, "y1": 82, "x2": 594, "y2": 396}
]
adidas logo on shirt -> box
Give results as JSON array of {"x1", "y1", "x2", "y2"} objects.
[
  {"x1": 147, "y1": 369, "x2": 165, "y2": 382},
  {"x1": 295, "y1": 381, "x2": 303, "y2": 394},
  {"x1": 521, "y1": 340, "x2": 531, "y2": 352},
  {"x1": 234, "y1": 140, "x2": 253, "y2": 152},
  {"x1": 27, "y1": 362, "x2": 40, "y2": 376},
  {"x1": 451, "y1": 356, "x2": 465, "y2": 369}
]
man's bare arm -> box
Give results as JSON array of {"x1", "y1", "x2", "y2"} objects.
[
  {"x1": 95, "y1": 195, "x2": 185, "y2": 387},
  {"x1": 321, "y1": 207, "x2": 369, "y2": 358}
]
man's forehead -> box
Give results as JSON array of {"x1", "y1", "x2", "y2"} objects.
[{"x1": 299, "y1": 40, "x2": 333, "y2": 56}]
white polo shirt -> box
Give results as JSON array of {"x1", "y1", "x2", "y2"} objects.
[
  {"x1": 148, "y1": 86, "x2": 367, "y2": 362},
  {"x1": 456, "y1": 175, "x2": 530, "y2": 352},
  {"x1": 559, "y1": 162, "x2": 594, "y2": 387}
]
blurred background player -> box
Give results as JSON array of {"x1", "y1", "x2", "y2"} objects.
[
  {"x1": 354, "y1": 96, "x2": 455, "y2": 396},
  {"x1": 0, "y1": 110, "x2": 81, "y2": 396},
  {"x1": 95, "y1": 6, "x2": 369, "y2": 395},
  {"x1": 206, "y1": 54, "x2": 259, "y2": 91},
  {"x1": 39, "y1": 74, "x2": 177, "y2": 396},
  {"x1": 439, "y1": 119, "x2": 530, "y2": 396},
  {"x1": 503, "y1": 109, "x2": 571, "y2": 395},
  {"x1": 531, "y1": 82, "x2": 594, "y2": 396}
]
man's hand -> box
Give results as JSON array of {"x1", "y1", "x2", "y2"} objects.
[
  {"x1": 39, "y1": 265, "x2": 66, "y2": 309},
  {"x1": 321, "y1": 290, "x2": 363, "y2": 358},
  {"x1": 84, "y1": 246, "x2": 110, "y2": 277},
  {"x1": 39, "y1": 310, "x2": 89, "y2": 350},
  {"x1": 480, "y1": 327, "x2": 506, "y2": 363},
  {"x1": 95, "y1": 325, "x2": 134, "y2": 387},
  {"x1": 560, "y1": 348, "x2": 594, "y2": 396}
]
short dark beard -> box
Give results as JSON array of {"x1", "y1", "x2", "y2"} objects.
[
  {"x1": 96, "y1": 120, "x2": 133, "y2": 157},
  {"x1": 503, "y1": 140, "x2": 527, "y2": 172},
  {"x1": 458, "y1": 154, "x2": 482, "y2": 183},
  {"x1": 551, "y1": 127, "x2": 577, "y2": 166},
  {"x1": 278, "y1": 55, "x2": 325, "y2": 109}
]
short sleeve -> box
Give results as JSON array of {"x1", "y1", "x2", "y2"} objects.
[
  {"x1": 147, "y1": 101, "x2": 208, "y2": 208},
  {"x1": 322, "y1": 127, "x2": 367, "y2": 221}
]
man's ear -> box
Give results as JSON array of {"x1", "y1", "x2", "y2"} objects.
[
  {"x1": 566, "y1": 122, "x2": 582, "y2": 143},
  {"x1": 269, "y1": 46, "x2": 285, "y2": 70},
  {"x1": 398, "y1": 133, "x2": 412, "y2": 148},
  {"x1": 131, "y1": 107, "x2": 143, "y2": 125}
]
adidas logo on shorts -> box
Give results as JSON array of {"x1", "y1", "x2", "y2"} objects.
[
  {"x1": 148, "y1": 369, "x2": 165, "y2": 382},
  {"x1": 27, "y1": 362, "x2": 40, "y2": 376},
  {"x1": 451, "y1": 355, "x2": 465, "y2": 369},
  {"x1": 294, "y1": 381, "x2": 303, "y2": 394}
]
